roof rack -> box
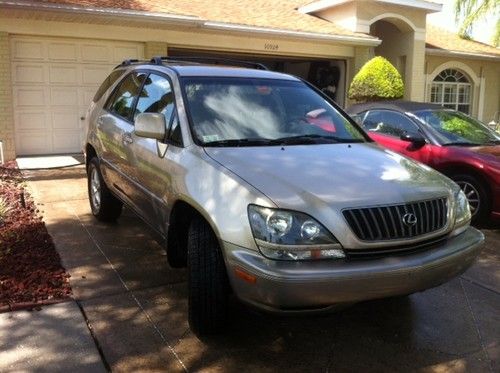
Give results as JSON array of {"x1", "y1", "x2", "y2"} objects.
[{"x1": 149, "y1": 56, "x2": 269, "y2": 70}]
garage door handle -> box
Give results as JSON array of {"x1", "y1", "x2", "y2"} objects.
[{"x1": 122, "y1": 133, "x2": 133, "y2": 145}]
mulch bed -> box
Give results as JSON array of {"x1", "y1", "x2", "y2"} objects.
[{"x1": 0, "y1": 161, "x2": 71, "y2": 312}]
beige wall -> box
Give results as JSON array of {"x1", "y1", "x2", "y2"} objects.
[
  {"x1": 0, "y1": 32, "x2": 14, "y2": 161},
  {"x1": 425, "y1": 55, "x2": 500, "y2": 123}
]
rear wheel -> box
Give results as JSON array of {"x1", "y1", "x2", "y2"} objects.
[
  {"x1": 87, "y1": 158, "x2": 123, "y2": 222},
  {"x1": 187, "y1": 216, "x2": 229, "y2": 336},
  {"x1": 451, "y1": 174, "x2": 490, "y2": 223}
]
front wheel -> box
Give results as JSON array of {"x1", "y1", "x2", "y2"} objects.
[
  {"x1": 451, "y1": 174, "x2": 490, "y2": 223},
  {"x1": 87, "y1": 157, "x2": 123, "y2": 222},
  {"x1": 187, "y1": 216, "x2": 229, "y2": 336}
]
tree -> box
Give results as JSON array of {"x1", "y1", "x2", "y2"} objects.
[
  {"x1": 348, "y1": 57, "x2": 404, "y2": 102},
  {"x1": 454, "y1": 0, "x2": 500, "y2": 46}
]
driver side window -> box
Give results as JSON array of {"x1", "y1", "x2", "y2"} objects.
[
  {"x1": 134, "y1": 73, "x2": 182, "y2": 146},
  {"x1": 363, "y1": 110, "x2": 420, "y2": 138}
]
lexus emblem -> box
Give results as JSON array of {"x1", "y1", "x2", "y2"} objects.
[{"x1": 402, "y1": 213, "x2": 417, "y2": 227}]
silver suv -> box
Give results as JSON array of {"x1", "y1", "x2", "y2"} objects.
[{"x1": 84, "y1": 57, "x2": 484, "y2": 336}]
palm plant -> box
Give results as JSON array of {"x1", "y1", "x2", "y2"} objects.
[{"x1": 454, "y1": 0, "x2": 500, "y2": 46}]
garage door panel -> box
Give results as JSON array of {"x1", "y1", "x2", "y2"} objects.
[
  {"x1": 82, "y1": 65, "x2": 110, "y2": 85},
  {"x1": 11, "y1": 39, "x2": 44, "y2": 60},
  {"x1": 51, "y1": 87, "x2": 79, "y2": 106},
  {"x1": 81, "y1": 88, "x2": 98, "y2": 107},
  {"x1": 12, "y1": 64, "x2": 45, "y2": 84},
  {"x1": 49, "y1": 65, "x2": 78, "y2": 84},
  {"x1": 48, "y1": 42, "x2": 78, "y2": 61},
  {"x1": 15, "y1": 111, "x2": 48, "y2": 131},
  {"x1": 53, "y1": 131, "x2": 82, "y2": 152},
  {"x1": 14, "y1": 87, "x2": 46, "y2": 107},
  {"x1": 16, "y1": 133, "x2": 51, "y2": 155},
  {"x1": 52, "y1": 111, "x2": 80, "y2": 130},
  {"x1": 12, "y1": 36, "x2": 144, "y2": 155},
  {"x1": 81, "y1": 44, "x2": 110, "y2": 62},
  {"x1": 113, "y1": 45, "x2": 143, "y2": 62}
]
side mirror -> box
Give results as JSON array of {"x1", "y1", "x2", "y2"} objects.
[
  {"x1": 400, "y1": 132, "x2": 426, "y2": 147},
  {"x1": 135, "y1": 113, "x2": 167, "y2": 140}
]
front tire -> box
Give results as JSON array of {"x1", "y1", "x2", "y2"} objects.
[
  {"x1": 451, "y1": 174, "x2": 490, "y2": 223},
  {"x1": 187, "y1": 216, "x2": 229, "y2": 336},
  {"x1": 87, "y1": 157, "x2": 123, "y2": 222}
]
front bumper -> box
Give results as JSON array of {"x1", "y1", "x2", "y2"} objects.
[{"x1": 224, "y1": 227, "x2": 484, "y2": 312}]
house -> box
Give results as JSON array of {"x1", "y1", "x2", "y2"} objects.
[{"x1": 0, "y1": 0, "x2": 498, "y2": 159}]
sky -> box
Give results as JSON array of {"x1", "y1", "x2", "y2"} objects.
[{"x1": 427, "y1": 0, "x2": 497, "y2": 45}]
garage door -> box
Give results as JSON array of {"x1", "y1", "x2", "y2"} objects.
[{"x1": 11, "y1": 36, "x2": 144, "y2": 155}]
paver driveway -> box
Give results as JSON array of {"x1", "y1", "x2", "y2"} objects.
[{"x1": 24, "y1": 166, "x2": 499, "y2": 372}]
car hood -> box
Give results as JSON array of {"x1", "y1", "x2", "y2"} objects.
[{"x1": 204, "y1": 143, "x2": 456, "y2": 213}]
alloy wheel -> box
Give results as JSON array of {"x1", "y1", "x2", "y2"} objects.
[
  {"x1": 90, "y1": 167, "x2": 102, "y2": 212},
  {"x1": 456, "y1": 181, "x2": 480, "y2": 216}
]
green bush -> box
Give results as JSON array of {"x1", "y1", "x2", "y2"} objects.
[{"x1": 348, "y1": 56, "x2": 404, "y2": 102}]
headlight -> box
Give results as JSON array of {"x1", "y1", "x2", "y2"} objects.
[
  {"x1": 248, "y1": 205, "x2": 344, "y2": 261},
  {"x1": 452, "y1": 189, "x2": 471, "y2": 236}
]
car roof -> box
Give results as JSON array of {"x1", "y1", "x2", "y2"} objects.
[
  {"x1": 347, "y1": 100, "x2": 444, "y2": 115},
  {"x1": 169, "y1": 65, "x2": 299, "y2": 80},
  {"x1": 120, "y1": 59, "x2": 300, "y2": 81}
]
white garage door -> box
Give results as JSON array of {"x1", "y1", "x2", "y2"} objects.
[{"x1": 11, "y1": 36, "x2": 144, "y2": 155}]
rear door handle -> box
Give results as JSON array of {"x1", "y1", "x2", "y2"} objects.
[{"x1": 122, "y1": 132, "x2": 133, "y2": 145}]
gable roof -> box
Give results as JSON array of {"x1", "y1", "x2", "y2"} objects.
[{"x1": 426, "y1": 25, "x2": 500, "y2": 59}]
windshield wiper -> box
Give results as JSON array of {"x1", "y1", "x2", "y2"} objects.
[
  {"x1": 203, "y1": 135, "x2": 364, "y2": 147},
  {"x1": 203, "y1": 138, "x2": 281, "y2": 147},
  {"x1": 273, "y1": 134, "x2": 363, "y2": 145},
  {"x1": 443, "y1": 142, "x2": 481, "y2": 147}
]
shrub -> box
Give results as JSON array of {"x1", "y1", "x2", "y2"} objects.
[{"x1": 348, "y1": 56, "x2": 404, "y2": 102}]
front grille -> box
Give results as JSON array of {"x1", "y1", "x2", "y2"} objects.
[{"x1": 343, "y1": 197, "x2": 448, "y2": 241}]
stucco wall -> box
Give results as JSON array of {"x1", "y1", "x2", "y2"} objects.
[
  {"x1": 425, "y1": 55, "x2": 500, "y2": 123},
  {"x1": 0, "y1": 32, "x2": 14, "y2": 161}
]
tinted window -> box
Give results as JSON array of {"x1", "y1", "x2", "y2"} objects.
[
  {"x1": 363, "y1": 110, "x2": 420, "y2": 137},
  {"x1": 108, "y1": 72, "x2": 146, "y2": 120},
  {"x1": 93, "y1": 69, "x2": 124, "y2": 103},
  {"x1": 134, "y1": 74, "x2": 175, "y2": 122}
]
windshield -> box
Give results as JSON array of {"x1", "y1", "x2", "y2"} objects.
[
  {"x1": 414, "y1": 109, "x2": 500, "y2": 146},
  {"x1": 181, "y1": 77, "x2": 367, "y2": 146}
]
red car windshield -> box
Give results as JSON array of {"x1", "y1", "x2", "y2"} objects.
[
  {"x1": 414, "y1": 110, "x2": 500, "y2": 146},
  {"x1": 181, "y1": 77, "x2": 367, "y2": 146}
]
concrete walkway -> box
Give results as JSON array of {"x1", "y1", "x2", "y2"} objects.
[
  {"x1": 0, "y1": 302, "x2": 105, "y2": 372},
  {"x1": 6, "y1": 165, "x2": 499, "y2": 372}
]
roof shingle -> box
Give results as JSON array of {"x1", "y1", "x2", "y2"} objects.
[
  {"x1": 426, "y1": 24, "x2": 500, "y2": 57},
  {"x1": 35, "y1": 0, "x2": 371, "y2": 38}
]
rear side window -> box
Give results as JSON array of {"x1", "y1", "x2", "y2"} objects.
[
  {"x1": 93, "y1": 69, "x2": 124, "y2": 103},
  {"x1": 107, "y1": 72, "x2": 147, "y2": 121}
]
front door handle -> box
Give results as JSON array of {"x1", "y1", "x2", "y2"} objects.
[{"x1": 122, "y1": 132, "x2": 134, "y2": 145}]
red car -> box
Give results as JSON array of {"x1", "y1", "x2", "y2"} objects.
[{"x1": 347, "y1": 101, "x2": 500, "y2": 223}]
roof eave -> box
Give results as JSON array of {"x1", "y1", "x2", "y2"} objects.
[
  {"x1": 426, "y1": 47, "x2": 500, "y2": 61},
  {"x1": 300, "y1": 0, "x2": 442, "y2": 14},
  {"x1": 0, "y1": 0, "x2": 380, "y2": 47}
]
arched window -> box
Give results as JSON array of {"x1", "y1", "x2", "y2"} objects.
[{"x1": 430, "y1": 69, "x2": 471, "y2": 114}]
